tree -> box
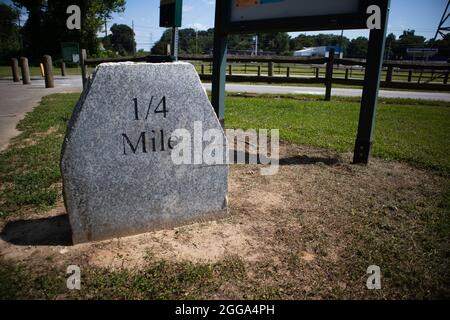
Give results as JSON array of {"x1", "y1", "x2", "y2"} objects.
[
  {"x1": 432, "y1": 36, "x2": 450, "y2": 61},
  {"x1": 392, "y1": 29, "x2": 426, "y2": 58},
  {"x1": 11, "y1": 0, "x2": 126, "y2": 61},
  {"x1": 0, "y1": 3, "x2": 21, "y2": 63},
  {"x1": 258, "y1": 32, "x2": 290, "y2": 55},
  {"x1": 384, "y1": 33, "x2": 396, "y2": 60},
  {"x1": 108, "y1": 23, "x2": 135, "y2": 56},
  {"x1": 346, "y1": 37, "x2": 368, "y2": 58},
  {"x1": 151, "y1": 29, "x2": 172, "y2": 55},
  {"x1": 151, "y1": 29, "x2": 293, "y2": 55}
]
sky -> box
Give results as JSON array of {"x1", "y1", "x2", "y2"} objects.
[
  {"x1": 118, "y1": 0, "x2": 449, "y2": 51},
  {"x1": 3, "y1": 0, "x2": 449, "y2": 51}
]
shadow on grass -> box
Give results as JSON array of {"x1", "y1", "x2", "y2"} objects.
[
  {"x1": 232, "y1": 150, "x2": 340, "y2": 166},
  {"x1": 279, "y1": 155, "x2": 340, "y2": 166},
  {"x1": 1, "y1": 214, "x2": 72, "y2": 246}
]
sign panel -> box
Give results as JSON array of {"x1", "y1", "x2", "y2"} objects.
[
  {"x1": 223, "y1": 0, "x2": 380, "y2": 33},
  {"x1": 61, "y1": 42, "x2": 80, "y2": 64},
  {"x1": 231, "y1": 0, "x2": 360, "y2": 22},
  {"x1": 160, "y1": 0, "x2": 183, "y2": 28}
]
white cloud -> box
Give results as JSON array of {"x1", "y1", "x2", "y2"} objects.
[{"x1": 188, "y1": 23, "x2": 208, "y2": 30}]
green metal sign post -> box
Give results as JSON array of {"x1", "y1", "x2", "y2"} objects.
[
  {"x1": 212, "y1": 0, "x2": 390, "y2": 165},
  {"x1": 353, "y1": 0, "x2": 390, "y2": 164},
  {"x1": 160, "y1": 0, "x2": 183, "y2": 61}
]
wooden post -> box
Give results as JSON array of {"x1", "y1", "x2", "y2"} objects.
[
  {"x1": 408, "y1": 70, "x2": 412, "y2": 82},
  {"x1": 345, "y1": 68, "x2": 349, "y2": 80},
  {"x1": 80, "y1": 49, "x2": 88, "y2": 89},
  {"x1": 444, "y1": 72, "x2": 449, "y2": 85},
  {"x1": 201, "y1": 64, "x2": 205, "y2": 75},
  {"x1": 325, "y1": 49, "x2": 335, "y2": 101},
  {"x1": 11, "y1": 58, "x2": 20, "y2": 82},
  {"x1": 315, "y1": 67, "x2": 320, "y2": 79},
  {"x1": 287, "y1": 66, "x2": 290, "y2": 78},
  {"x1": 228, "y1": 64, "x2": 232, "y2": 76},
  {"x1": 61, "y1": 62, "x2": 66, "y2": 77},
  {"x1": 257, "y1": 65, "x2": 261, "y2": 76},
  {"x1": 386, "y1": 66, "x2": 393, "y2": 82},
  {"x1": 20, "y1": 57, "x2": 31, "y2": 85},
  {"x1": 43, "y1": 55, "x2": 54, "y2": 88},
  {"x1": 268, "y1": 62, "x2": 274, "y2": 77}
]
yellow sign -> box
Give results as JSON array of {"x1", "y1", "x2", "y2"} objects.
[{"x1": 236, "y1": 0, "x2": 258, "y2": 7}]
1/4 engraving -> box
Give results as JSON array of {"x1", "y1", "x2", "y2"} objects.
[{"x1": 133, "y1": 96, "x2": 168, "y2": 120}]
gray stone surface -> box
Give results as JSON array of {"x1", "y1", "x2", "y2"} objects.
[{"x1": 61, "y1": 62, "x2": 228, "y2": 244}]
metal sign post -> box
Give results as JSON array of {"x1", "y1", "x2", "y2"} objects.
[
  {"x1": 353, "y1": 0, "x2": 390, "y2": 164},
  {"x1": 212, "y1": 1, "x2": 229, "y2": 125},
  {"x1": 172, "y1": 27, "x2": 179, "y2": 61},
  {"x1": 160, "y1": 0, "x2": 183, "y2": 61},
  {"x1": 212, "y1": 0, "x2": 390, "y2": 164}
]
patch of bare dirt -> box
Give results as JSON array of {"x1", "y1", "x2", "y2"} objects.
[
  {"x1": 14, "y1": 126, "x2": 61, "y2": 149},
  {"x1": 0, "y1": 141, "x2": 448, "y2": 298}
]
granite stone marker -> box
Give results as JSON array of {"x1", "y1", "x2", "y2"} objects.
[{"x1": 61, "y1": 62, "x2": 228, "y2": 244}]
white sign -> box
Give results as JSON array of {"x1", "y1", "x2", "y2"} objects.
[{"x1": 230, "y1": 0, "x2": 361, "y2": 23}]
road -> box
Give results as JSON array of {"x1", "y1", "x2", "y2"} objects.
[
  {"x1": 0, "y1": 75, "x2": 449, "y2": 151},
  {"x1": 202, "y1": 83, "x2": 450, "y2": 101}
]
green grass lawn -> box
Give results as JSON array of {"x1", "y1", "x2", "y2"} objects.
[
  {"x1": 0, "y1": 93, "x2": 449, "y2": 218},
  {"x1": 226, "y1": 94, "x2": 450, "y2": 175},
  {"x1": 0, "y1": 92, "x2": 449, "y2": 299}
]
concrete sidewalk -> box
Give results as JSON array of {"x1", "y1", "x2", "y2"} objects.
[{"x1": 0, "y1": 77, "x2": 82, "y2": 151}]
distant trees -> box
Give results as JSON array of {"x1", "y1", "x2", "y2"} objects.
[
  {"x1": 390, "y1": 30, "x2": 426, "y2": 59},
  {"x1": 290, "y1": 33, "x2": 350, "y2": 51},
  {"x1": 347, "y1": 37, "x2": 369, "y2": 58},
  {"x1": 7, "y1": 0, "x2": 126, "y2": 62},
  {"x1": 106, "y1": 23, "x2": 136, "y2": 56},
  {"x1": 1, "y1": 0, "x2": 447, "y2": 62},
  {"x1": 151, "y1": 28, "x2": 449, "y2": 61}
]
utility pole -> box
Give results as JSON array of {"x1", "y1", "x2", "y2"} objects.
[
  {"x1": 172, "y1": 27, "x2": 179, "y2": 61},
  {"x1": 385, "y1": 38, "x2": 392, "y2": 60},
  {"x1": 132, "y1": 20, "x2": 136, "y2": 55},
  {"x1": 253, "y1": 35, "x2": 259, "y2": 56},
  {"x1": 339, "y1": 29, "x2": 344, "y2": 58},
  {"x1": 196, "y1": 29, "x2": 199, "y2": 54},
  {"x1": 104, "y1": 18, "x2": 108, "y2": 38},
  {"x1": 150, "y1": 32, "x2": 153, "y2": 52}
]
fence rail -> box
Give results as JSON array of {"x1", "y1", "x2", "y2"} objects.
[{"x1": 80, "y1": 51, "x2": 450, "y2": 93}]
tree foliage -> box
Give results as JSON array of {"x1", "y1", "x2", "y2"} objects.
[
  {"x1": 347, "y1": 37, "x2": 369, "y2": 58},
  {"x1": 10, "y1": 0, "x2": 126, "y2": 62},
  {"x1": 151, "y1": 27, "x2": 448, "y2": 61},
  {"x1": 0, "y1": 3, "x2": 21, "y2": 64},
  {"x1": 151, "y1": 29, "x2": 292, "y2": 55},
  {"x1": 105, "y1": 23, "x2": 136, "y2": 56}
]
